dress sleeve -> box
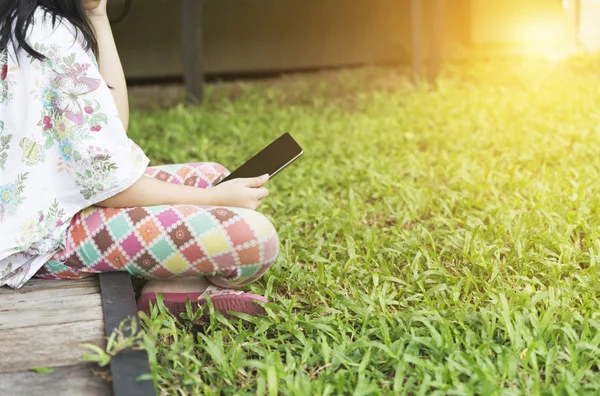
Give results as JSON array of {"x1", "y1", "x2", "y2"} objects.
[{"x1": 26, "y1": 12, "x2": 149, "y2": 203}]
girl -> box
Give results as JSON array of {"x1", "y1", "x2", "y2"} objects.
[{"x1": 0, "y1": 0, "x2": 279, "y2": 318}]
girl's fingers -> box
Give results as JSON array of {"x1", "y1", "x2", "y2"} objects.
[
  {"x1": 254, "y1": 187, "x2": 269, "y2": 199},
  {"x1": 244, "y1": 174, "x2": 269, "y2": 188}
]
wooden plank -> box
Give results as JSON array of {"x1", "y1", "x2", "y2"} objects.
[
  {"x1": 180, "y1": 0, "x2": 204, "y2": 103},
  {"x1": 0, "y1": 363, "x2": 111, "y2": 396},
  {"x1": 0, "y1": 320, "x2": 105, "y2": 373},
  {"x1": 0, "y1": 287, "x2": 100, "y2": 309},
  {"x1": 0, "y1": 290, "x2": 101, "y2": 312},
  {"x1": 0, "y1": 294, "x2": 102, "y2": 330},
  {"x1": 100, "y1": 272, "x2": 155, "y2": 395},
  {"x1": 0, "y1": 277, "x2": 99, "y2": 295}
]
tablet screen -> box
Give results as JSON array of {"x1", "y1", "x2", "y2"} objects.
[{"x1": 217, "y1": 133, "x2": 303, "y2": 185}]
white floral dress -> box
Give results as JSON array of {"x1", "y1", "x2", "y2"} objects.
[{"x1": 0, "y1": 8, "x2": 149, "y2": 289}]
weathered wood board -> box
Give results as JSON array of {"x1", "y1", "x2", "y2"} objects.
[{"x1": 0, "y1": 277, "x2": 110, "y2": 395}]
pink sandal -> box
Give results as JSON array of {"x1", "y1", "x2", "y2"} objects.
[{"x1": 137, "y1": 285, "x2": 268, "y2": 320}]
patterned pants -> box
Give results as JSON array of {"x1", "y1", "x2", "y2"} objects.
[{"x1": 35, "y1": 163, "x2": 279, "y2": 288}]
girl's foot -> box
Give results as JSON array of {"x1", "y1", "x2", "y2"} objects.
[{"x1": 137, "y1": 277, "x2": 267, "y2": 320}]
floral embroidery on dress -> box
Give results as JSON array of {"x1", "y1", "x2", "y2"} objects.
[
  {"x1": 0, "y1": 50, "x2": 17, "y2": 104},
  {"x1": 29, "y1": 42, "x2": 117, "y2": 199},
  {"x1": 16, "y1": 199, "x2": 66, "y2": 252},
  {"x1": 0, "y1": 262, "x2": 13, "y2": 281},
  {"x1": 75, "y1": 146, "x2": 118, "y2": 200},
  {"x1": 19, "y1": 136, "x2": 46, "y2": 166},
  {"x1": 129, "y1": 143, "x2": 148, "y2": 169},
  {"x1": 0, "y1": 173, "x2": 28, "y2": 223},
  {"x1": 0, "y1": 256, "x2": 32, "y2": 289},
  {"x1": 0, "y1": 121, "x2": 12, "y2": 170}
]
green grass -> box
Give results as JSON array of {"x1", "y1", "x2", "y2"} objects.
[{"x1": 124, "y1": 58, "x2": 600, "y2": 394}]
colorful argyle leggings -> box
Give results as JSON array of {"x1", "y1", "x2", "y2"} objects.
[{"x1": 34, "y1": 162, "x2": 279, "y2": 288}]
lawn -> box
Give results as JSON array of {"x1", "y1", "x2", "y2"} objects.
[{"x1": 122, "y1": 58, "x2": 600, "y2": 394}]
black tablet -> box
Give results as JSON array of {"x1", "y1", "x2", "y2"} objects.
[{"x1": 216, "y1": 133, "x2": 303, "y2": 185}]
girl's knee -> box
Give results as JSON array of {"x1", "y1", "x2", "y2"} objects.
[
  {"x1": 241, "y1": 209, "x2": 279, "y2": 263},
  {"x1": 208, "y1": 210, "x2": 279, "y2": 287},
  {"x1": 244, "y1": 209, "x2": 277, "y2": 238}
]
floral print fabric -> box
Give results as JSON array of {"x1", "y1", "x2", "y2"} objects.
[{"x1": 0, "y1": 8, "x2": 149, "y2": 289}]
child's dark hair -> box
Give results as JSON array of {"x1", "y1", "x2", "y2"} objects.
[{"x1": 0, "y1": 0, "x2": 99, "y2": 60}]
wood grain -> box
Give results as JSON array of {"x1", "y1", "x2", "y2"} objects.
[
  {"x1": 0, "y1": 320, "x2": 106, "y2": 373},
  {"x1": 0, "y1": 277, "x2": 106, "y2": 373},
  {"x1": 0, "y1": 363, "x2": 111, "y2": 396},
  {"x1": 0, "y1": 287, "x2": 101, "y2": 309},
  {"x1": 0, "y1": 277, "x2": 99, "y2": 295},
  {"x1": 0, "y1": 296, "x2": 102, "y2": 329}
]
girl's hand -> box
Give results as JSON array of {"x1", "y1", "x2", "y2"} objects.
[
  {"x1": 208, "y1": 174, "x2": 270, "y2": 210},
  {"x1": 82, "y1": 0, "x2": 107, "y2": 17}
]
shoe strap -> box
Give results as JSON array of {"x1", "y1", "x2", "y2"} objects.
[{"x1": 198, "y1": 285, "x2": 245, "y2": 300}]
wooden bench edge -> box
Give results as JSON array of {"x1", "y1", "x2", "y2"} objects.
[{"x1": 99, "y1": 273, "x2": 156, "y2": 396}]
